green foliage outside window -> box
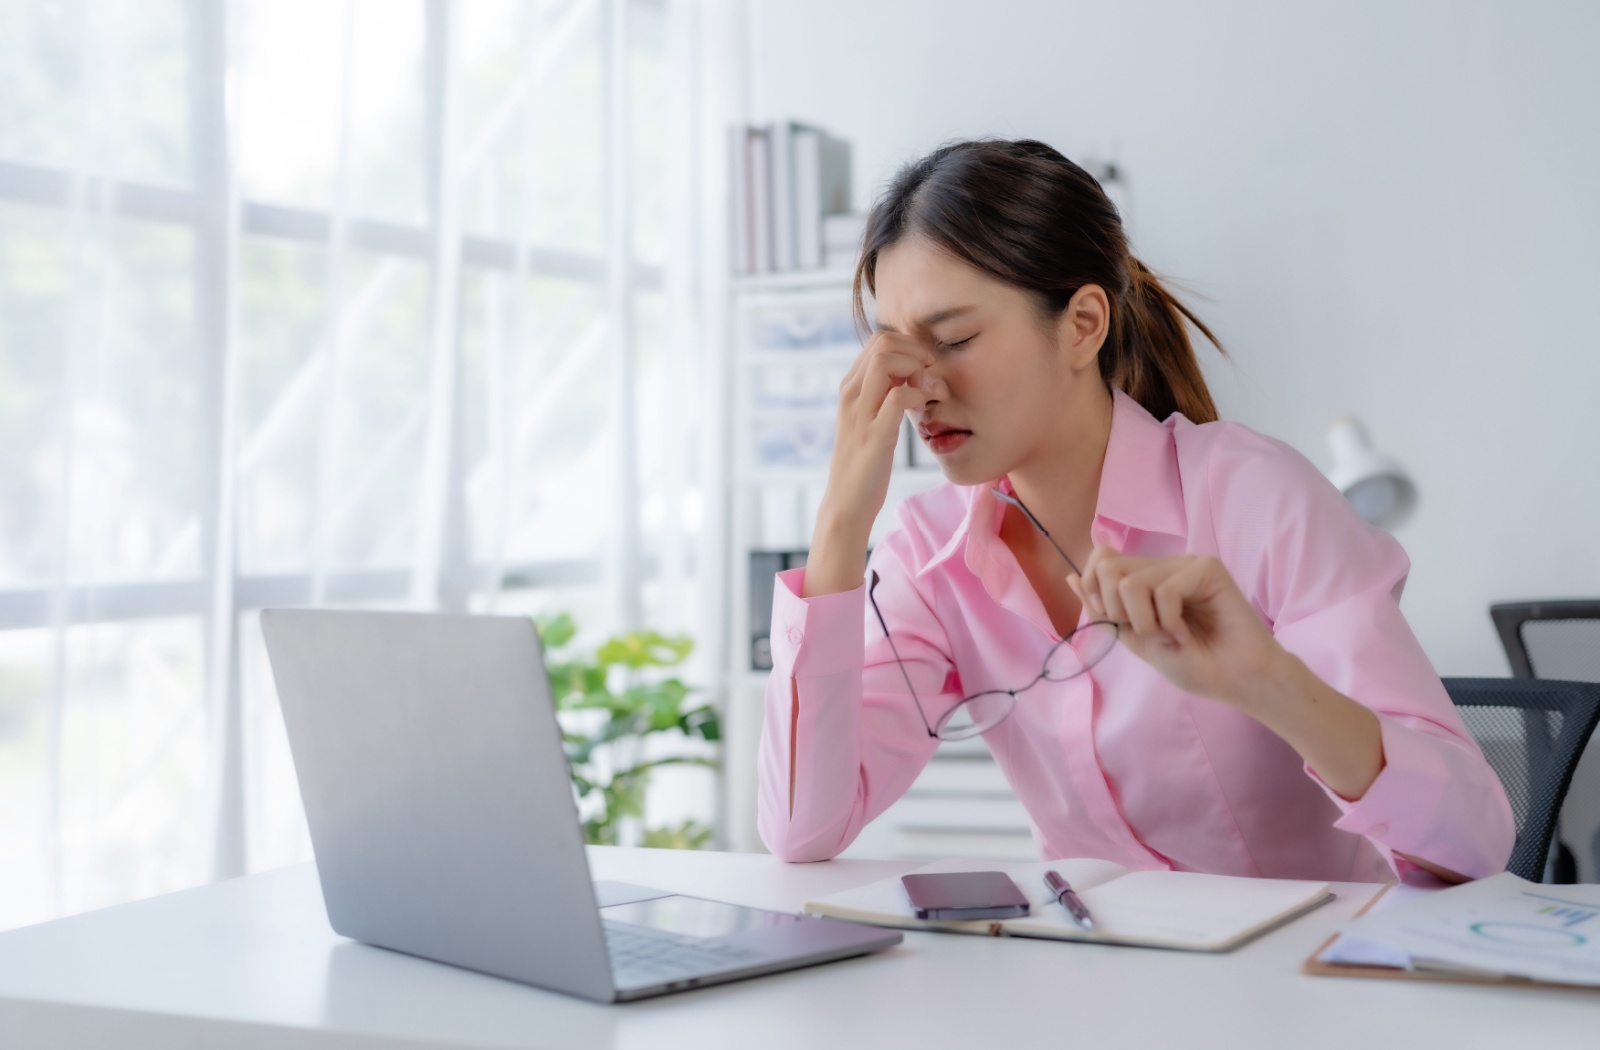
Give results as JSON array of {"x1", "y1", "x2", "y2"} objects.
[{"x1": 536, "y1": 613, "x2": 719, "y2": 850}]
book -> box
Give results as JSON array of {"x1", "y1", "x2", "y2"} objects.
[
  {"x1": 805, "y1": 857, "x2": 1333, "y2": 952},
  {"x1": 729, "y1": 125, "x2": 752, "y2": 275},
  {"x1": 821, "y1": 211, "x2": 867, "y2": 271},
  {"x1": 795, "y1": 131, "x2": 853, "y2": 270},
  {"x1": 1308, "y1": 872, "x2": 1600, "y2": 989},
  {"x1": 747, "y1": 128, "x2": 773, "y2": 274},
  {"x1": 821, "y1": 212, "x2": 866, "y2": 252},
  {"x1": 729, "y1": 122, "x2": 852, "y2": 275},
  {"x1": 792, "y1": 128, "x2": 823, "y2": 270},
  {"x1": 814, "y1": 134, "x2": 852, "y2": 217},
  {"x1": 769, "y1": 121, "x2": 796, "y2": 272}
]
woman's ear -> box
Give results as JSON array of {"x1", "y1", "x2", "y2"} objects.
[{"x1": 1057, "y1": 284, "x2": 1110, "y2": 371}]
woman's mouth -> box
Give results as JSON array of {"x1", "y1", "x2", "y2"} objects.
[{"x1": 921, "y1": 427, "x2": 971, "y2": 455}]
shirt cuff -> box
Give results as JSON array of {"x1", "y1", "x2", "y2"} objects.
[
  {"x1": 768, "y1": 567, "x2": 867, "y2": 679},
  {"x1": 1306, "y1": 714, "x2": 1509, "y2": 880}
]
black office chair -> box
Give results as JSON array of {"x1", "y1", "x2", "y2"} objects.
[
  {"x1": 1442, "y1": 678, "x2": 1600, "y2": 882},
  {"x1": 1490, "y1": 601, "x2": 1600, "y2": 682},
  {"x1": 1489, "y1": 600, "x2": 1600, "y2": 881}
]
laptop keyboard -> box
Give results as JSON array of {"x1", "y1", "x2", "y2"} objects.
[{"x1": 603, "y1": 921, "x2": 765, "y2": 985}]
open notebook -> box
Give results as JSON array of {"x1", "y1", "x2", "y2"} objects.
[{"x1": 805, "y1": 857, "x2": 1333, "y2": 952}]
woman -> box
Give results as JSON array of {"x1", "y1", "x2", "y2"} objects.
[{"x1": 756, "y1": 139, "x2": 1513, "y2": 883}]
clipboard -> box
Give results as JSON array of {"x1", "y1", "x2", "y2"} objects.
[{"x1": 1302, "y1": 883, "x2": 1600, "y2": 991}]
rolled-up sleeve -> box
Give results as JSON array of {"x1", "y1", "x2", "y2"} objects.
[
  {"x1": 1205, "y1": 428, "x2": 1515, "y2": 880},
  {"x1": 756, "y1": 528, "x2": 954, "y2": 862},
  {"x1": 1317, "y1": 713, "x2": 1514, "y2": 879}
]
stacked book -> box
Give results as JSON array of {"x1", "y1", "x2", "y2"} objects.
[{"x1": 731, "y1": 121, "x2": 859, "y2": 275}]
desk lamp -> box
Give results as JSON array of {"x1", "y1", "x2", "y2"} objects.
[{"x1": 1326, "y1": 415, "x2": 1417, "y2": 530}]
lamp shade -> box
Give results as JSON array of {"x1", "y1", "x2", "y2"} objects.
[{"x1": 1325, "y1": 415, "x2": 1417, "y2": 530}]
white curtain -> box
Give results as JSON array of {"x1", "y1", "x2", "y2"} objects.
[{"x1": 0, "y1": 0, "x2": 713, "y2": 929}]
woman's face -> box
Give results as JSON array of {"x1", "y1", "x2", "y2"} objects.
[{"x1": 872, "y1": 234, "x2": 1109, "y2": 487}]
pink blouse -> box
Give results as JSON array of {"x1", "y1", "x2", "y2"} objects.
[{"x1": 757, "y1": 388, "x2": 1514, "y2": 882}]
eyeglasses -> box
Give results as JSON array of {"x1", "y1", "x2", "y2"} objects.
[{"x1": 866, "y1": 488, "x2": 1119, "y2": 741}]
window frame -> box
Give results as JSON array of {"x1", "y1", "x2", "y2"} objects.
[{"x1": 0, "y1": 0, "x2": 673, "y2": 890}]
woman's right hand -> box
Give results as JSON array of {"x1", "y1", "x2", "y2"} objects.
[{"x1": 803, "y1": 331, "x2": 935, "y2": 597}]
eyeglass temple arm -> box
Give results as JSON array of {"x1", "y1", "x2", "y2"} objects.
[
  {"x1": 991, "y1": 488, "x2": 1083, "y2": 577},
  {"x1": 867, "y1": 571, "x2": 941, "y2": 739}
]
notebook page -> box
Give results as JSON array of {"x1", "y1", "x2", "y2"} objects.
[{"x1": 1006, "y1": 870, "x2": 1333, "y2": 949}]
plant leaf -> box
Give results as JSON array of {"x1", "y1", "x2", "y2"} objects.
[
  {"x1": 627, "y1": 755, "x2": 720, "y2": 775},
  {"x1": 680, "y1": 705, "x2": 721, "y2": 741},
  {"x1": 535, "y1": 612, "x2": 578, "y2": 650},
  {"x1": 640, "y1": 819, "x2": 715, "y2": 850},
  {"x1": 596, "y1": 630, "x2": 695, "y2": 670}
]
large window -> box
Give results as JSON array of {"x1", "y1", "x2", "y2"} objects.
[{"x1": 0, "y1": 0, "x2": 703, "y2": 930}]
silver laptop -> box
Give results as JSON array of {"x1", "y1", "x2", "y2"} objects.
[{"x1": 260, "y1": 608, "x2": 900, "y2": 1003}]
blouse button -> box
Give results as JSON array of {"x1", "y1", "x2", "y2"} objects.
[{"x1": 786, "y1": 627, "x2": 803, "y2": 645}]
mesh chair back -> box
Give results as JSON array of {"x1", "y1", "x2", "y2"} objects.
[
  {"x1": 1521, "y1": 621, "x2": 1600, "y2": 681},
  {"x1": 1443, "y1": 678, "x2": 1600, "y2": 881},
  {"x1": 1488, "y1": 601, "x2": 1600, "y2": 881},
  {"x1": 1491, "y1": 601, "x2": 1600, "y2": 681}
]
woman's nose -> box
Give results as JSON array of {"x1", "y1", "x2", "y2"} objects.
[{"x1": 918, "y1": 363, "x2": 949, "y2": 400}]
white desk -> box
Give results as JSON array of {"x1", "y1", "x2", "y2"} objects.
[{"x1": 0, "y1": 848, "x2": 1592, "y2": 1049}]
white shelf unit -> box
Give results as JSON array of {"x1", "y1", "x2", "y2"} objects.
[{"x1": 721, "y1": 271, "x2": 1034, "y2": 861}]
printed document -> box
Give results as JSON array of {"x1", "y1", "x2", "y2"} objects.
[{"x1": 1330, "y1": 872, "x2": 1600, "y2": 985}]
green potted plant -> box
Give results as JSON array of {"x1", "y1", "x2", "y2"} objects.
[{"x1": 535, "y1": 613, "x2": 720, "y2": 849}]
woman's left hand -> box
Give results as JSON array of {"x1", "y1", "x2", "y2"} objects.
[{"x1": 1067, "y1": 549, "x2": 1289, "y2": 710}]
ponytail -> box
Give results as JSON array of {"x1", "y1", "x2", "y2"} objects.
[
  {"x1": 1106, "y1": 257, "x2": 1224, "y2": 424},
  {"x1": 856, "y1": 139, "x2": 1226, "y2": 425}
]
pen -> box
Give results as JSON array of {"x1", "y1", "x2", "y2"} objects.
[{"x1": 1044, "y1": 870, "x2": 1095, "y2": 930}]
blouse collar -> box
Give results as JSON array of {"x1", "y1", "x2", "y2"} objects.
[{"x1": 916, "y1": 386, "x2": 1189, "y2": 580}]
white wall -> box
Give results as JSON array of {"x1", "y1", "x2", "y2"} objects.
[{"x1": 745, "y1": 0, "x2": 1600, "y2": 676}]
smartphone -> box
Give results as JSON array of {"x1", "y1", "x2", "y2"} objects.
[{"x1": 900, "y1": 871, "x2": 1031, "y2": 920}]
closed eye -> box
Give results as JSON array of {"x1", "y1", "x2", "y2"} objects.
[{"x1": 937, "y1": 334, "x2": 976, "y2": 351}]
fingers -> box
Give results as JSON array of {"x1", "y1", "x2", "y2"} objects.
[
  {"x1": 1077, "y1": 549, "x2": 1189, "y2": 645},
  {"x1": 1077, "y1": 551, "x2": 1230, "y2": 650},
  {"x1": 1075, "y1": 546, "x2": 1122, "y2": 623},
  {"x1": 1089, "y1": 558, "x2": 1169, "y2": 643},
  {"x1": 838, "y1": 348, "x2": 928, "y2": 406},
  {"x1": 823, "y1": 333, "x2": 936, "y2": 499},
  {"x1": 841, "y1": 332, "x2": 934, "y2": 418},
  {"x1": 872, "y1": 381, "x2": 929, "y2": 439},
  {"x1": 1152, "y1": 566, "x2": 1193, "y2": 644},
  {"x1": 1118, "y1": 565, "x2": 1169, "y2": 641},
  {"x1": 858, "y1": 350, "x2": 932, "y2": 416}
]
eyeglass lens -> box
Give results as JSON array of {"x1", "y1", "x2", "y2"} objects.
[
  {"x1": 933, "y1": 621, "x2": 1119, "y2": 740},
  {"x1": 869, "y1": 485, "x2": 1123, "y2": 742}
]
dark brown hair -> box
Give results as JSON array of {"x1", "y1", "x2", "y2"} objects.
[{"x1": 852, "y1": 139, "x2": 1225, "y2": 424}]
